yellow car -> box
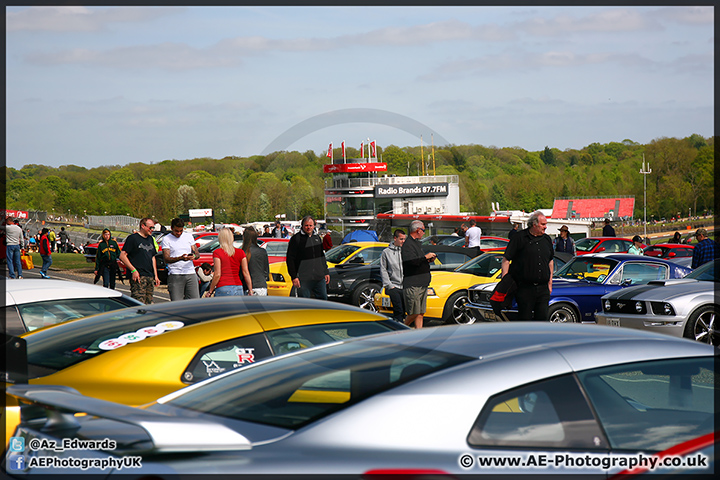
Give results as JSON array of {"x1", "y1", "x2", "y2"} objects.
[
  {"x1": 3, "y1": 296, "x2": 407, "y2": 446},
  {"x1": 268, "y1": 241, "x2": 388, "y2": 296},
  {"x1": 375, "y1": 251, "x2": 506, "y2": 325}
]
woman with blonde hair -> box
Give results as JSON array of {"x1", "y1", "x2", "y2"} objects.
[
  {"x1": 205, "y1": 228, "x2": 252, "y2": 297},
  {"x1": 242, "y1": 227, "x2": 269, "y2": 296}
]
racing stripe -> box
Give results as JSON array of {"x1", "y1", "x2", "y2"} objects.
[{"x1": 613, "y1": 285, "x2": 657, "y2": 300}]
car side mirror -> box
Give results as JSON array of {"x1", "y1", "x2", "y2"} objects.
[
  {"x1": 668, "y1": 252, "x2": 676, "y2": 257},
  {"x1": 597, "y1": 247, "x2": 606, "y2": 252}
]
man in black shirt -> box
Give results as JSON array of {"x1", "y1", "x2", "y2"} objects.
[
  {"x1": 286, "y1": 215, "x2": 329, "y2": 299},
  {"x1": 401, "y1": 220, "x2": 437, "y2": 328},
  {"x1": 501, "y1": 211, "x2": 554, "y2": 321},
  {"x1": 602, "y1": 218, "x2": 616, "y2": 237},
  {"x1": 119, "y1": 217, "x2": 160, "y2": 304}
]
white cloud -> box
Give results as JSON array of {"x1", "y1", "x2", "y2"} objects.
[
  {"x1": 6, "y1": 6, "x2": 184, "y2": 33},
  {"x1": 518, "y1": 9, "x2": 661, "y2": 36}
]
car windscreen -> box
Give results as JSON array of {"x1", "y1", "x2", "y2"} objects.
[
  {"x1": 325, "y1": 244, "x2": 360, "y2": 263},
  {"x1": 25, "y1": 308, "x2": 198, "y2": 375},
  {"x1": 555, "y1": 257, "x2": 619, "y2": 283},
  {"x1": 164, "y1": 341, "x2": 472, "y2": 430},
  {"x1": 263, "y1": 242, "x2": 289, "y2": 255},
  {"x1": 18, "y1": 297, "x2": 139, "y2": 333},
  {"x1": 454, "y1": 252, "x2": 503, "y2": 276},
  {"x1": 686, "y1": 259, "x2": 717, "y2": 281},
  {"x1": 575, "y1": 238, "x2": 600, "y2": 252}
]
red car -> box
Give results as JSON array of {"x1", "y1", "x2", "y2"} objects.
[
  {"x1": 643, "y1": 243, "x2": 694, "y2": 259},
  {"x1": 574, "y1": 237, "x2": 646, "y2": 255}
]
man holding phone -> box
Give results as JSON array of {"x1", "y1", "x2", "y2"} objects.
[{"x1": 162, "y1": 217, "x2": 201, "y2": 301}]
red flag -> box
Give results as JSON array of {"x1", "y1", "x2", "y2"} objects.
[
  {"x1": 360, "y1": 142, "x2": 364, "y2": 159},
  {"x1": 342, "y1": 141, "x2": 346, "y2": 161},
  {"x1": 327, "y1": 143, "x2": 332, "y2": 158},
  {"x1": 370, "y1": 140, "x2": 377, "y2": 158}
]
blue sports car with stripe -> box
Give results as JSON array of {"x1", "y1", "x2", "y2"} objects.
[{"x1": 467, "y1": 253, "x2": 692, "y2": 323}]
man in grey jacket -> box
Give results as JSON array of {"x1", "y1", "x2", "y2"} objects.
[{"x1": 380, "y1": 229, "x2": 406, "y2": 323}]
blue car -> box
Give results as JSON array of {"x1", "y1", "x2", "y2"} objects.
[{"x1": 467, "y1": 254, "x2": 693, "y2": 323}]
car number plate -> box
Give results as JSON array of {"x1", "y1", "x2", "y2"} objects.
[
  {"x1": 481, "y1": 310, "x2": 497, "y2": 322},
  {"x1": 381, "y1": 297, "x2": 392, "y2": 307},
  {"x1": 606, "y1": 318, "x2": 621, "y2": 327}
]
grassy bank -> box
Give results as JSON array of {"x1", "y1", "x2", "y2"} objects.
[{"x1": 28, "y1": 252, "x2": 95, "y2": 272}]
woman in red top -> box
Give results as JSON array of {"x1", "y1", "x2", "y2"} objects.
[
  {"x1": 38, "y1": 227, "x2": 53, "y2": 279},
  {"x1": 205, "y1": 228, "x2": 252, "y2": 297}
]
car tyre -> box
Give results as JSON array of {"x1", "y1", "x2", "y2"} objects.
[
  {"x1": 548, "y1": 303, "x2": 579, "y2": 323},
  {"x1": 443, "y1": 291, "x2": 475, "y2": 325},
  {"x1": 684, "y1": 305, "x2": 718, "y2": 346},
  {"x1": 352, "y1": 282, "x2": 381, "y2": 312}
]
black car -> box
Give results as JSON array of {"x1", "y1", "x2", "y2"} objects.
[{"x1": 327, "y1": 245, "x2": 479, "y2": 311}]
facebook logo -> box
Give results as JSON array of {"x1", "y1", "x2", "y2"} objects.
[
  {"x1": 9, "y1": 437, "x2": 25, "y2": 452},
  {"x1": 8, "y1": 455, "x2": 25, "y2": 470}
]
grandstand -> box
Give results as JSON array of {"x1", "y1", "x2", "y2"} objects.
[{"x1": 551, "y1": 197, "x2": 635, "y2": 221}]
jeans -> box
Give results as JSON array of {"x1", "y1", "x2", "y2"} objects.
[
  {"x1": 167, "y1": 274, "x2": 201, "y2": 301},
  {"x1": 100, "y1": 264, "x2": 116, "y2": 289},
  {"x1": 515, "y1": 283, "x2": 550, "y2": 321},
  {"x1": 387, "y1": 287, "x2": 406, "y2": 322},
  {"x1": 199, "y1": 281, "x2": 211, "y2": 296},
  {"x1": 6, "y1": 244, "x2": 22, "y2": 278},
  {"x1": 295, "y1": 278, "x2": 327, "y2": 300},
  {"x1": 40, "y1": 254, "x2": 52, "y2": 275},
  {"x1": 215, "y1": 285, "x2": 245, "y2": 296}
]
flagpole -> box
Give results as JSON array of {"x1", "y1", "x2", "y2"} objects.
[
  {"x1": 420, "y1": 135, "x2": 424, "y2": 176},
  {"x1": 432, "y1": 134, "x2": 436, "y2": 176}
]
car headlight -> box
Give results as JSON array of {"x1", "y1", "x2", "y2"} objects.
[
  {"x1": 427, "y1": 287, "x2": 436, "y2": 296},
  {"x1": 635, "y1": 301, "x2": 643, "y2": 313},
  {"x1": 650, "y1": 302, "x2": 675, "y2": 315},
  {"x1": 271, "y1": 273, "x2": 285, "y2": 282},
  {"x1": 604, "y1": 299, "x2": 611, "y2": 311}
]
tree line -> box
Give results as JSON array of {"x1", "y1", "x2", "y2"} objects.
[{"x1": 4, "y1": 134, "x2": 714, "y2": 225}]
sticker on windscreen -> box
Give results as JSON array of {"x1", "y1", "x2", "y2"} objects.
[{"x1": 99, "y1": 321, "x2": 185, "y2": 350}]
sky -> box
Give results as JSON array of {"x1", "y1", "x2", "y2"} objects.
[{"x1": 5, "y1": 5, "x2": 715, "y2": 170}]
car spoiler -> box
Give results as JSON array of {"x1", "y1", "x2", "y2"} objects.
[{"x1": 6, "y1": 384, "x2": 252, "y2": 453}]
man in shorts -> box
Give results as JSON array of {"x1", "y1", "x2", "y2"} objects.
[
  {"x1": 119, "y1": 217, "x2": 160, "y2": 304},
  {"x1": 401, "y1": 220, "x2": 436, "y2": 328}
]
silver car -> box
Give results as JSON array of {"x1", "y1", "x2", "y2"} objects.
[
  {"x1": 6, "y1": 323, "x2": 716, "y2": 476},
  {"x1": 596, "y1": 259, "x2": 718, "y2": 345}
]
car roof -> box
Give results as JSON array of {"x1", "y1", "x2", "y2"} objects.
[
  {"x1": 5, "y1": 279, "x2": 124, "y2": 305},
  {"x1": 648, "y1": 243, "x2": 693, "y2": 248},
  {"x1": 21, "y1": 296, "x2": 383, "y2": 340},
  {"x1": 579, "y1": 237, "x2": 633, "y2": 241},
  {"x1": 364, "y1": 322, "x2": 713, "y2": 370}
]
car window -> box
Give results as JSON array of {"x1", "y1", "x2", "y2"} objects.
[
  {"x1": 556, "y1": 257, "x2": 618, "y2": 283},
  {"x1": 575, "y1": 238, "x2": 600, "y2": 252},
  {"x1": 612, "y1": 262, "x2": 668, "y2": 285},
  {"x1": 602, "y1": 240, "x2": 625, "y2": 253},
  {"x1": 674, "y1": 247, "x2": 693, "y2": 257},
  {"x1": 351, "y1": 247, "x2": 384, "y2": 264},
  {"x1": 456, "y1": 253, "x2": 503, "y2": 277},
  {"x1": 434, "y1": 252, "x2": 472, "y2": 269},
  {"x1": 325, "y1": 244, "x2": 360, "y2": 263},
  {"x1": 686, "y1": 260, "x2": 716, "y2": 281},
  {"x1": 577, "y1": 357, "x2": 716, "y2": 451},
  {"x1": 264, "y1": 242, "x2": 289, "y2": 256},
  {"x1": 166, "y1": 342, "x2": 472, "y2": 430},
  {"x1": 16, "y1": 297, "x2": 139, "y2": 332},
  {"x1": 266, "y1": 321, "x2": 397, "y2": 354},
  {"x1": 183, "y1": 333, "x2": 274, "y2": 384},
  {"x1": 468, "y1": 374, "x2": 607, "y2": 450},
  {"x1": 479, "y1": 238, "x2": 509, "y2": 248}
]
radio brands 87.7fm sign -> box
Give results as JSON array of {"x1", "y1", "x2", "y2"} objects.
[{"x1": 375, "y1": 183, "x2": 448, "y2": 198}]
